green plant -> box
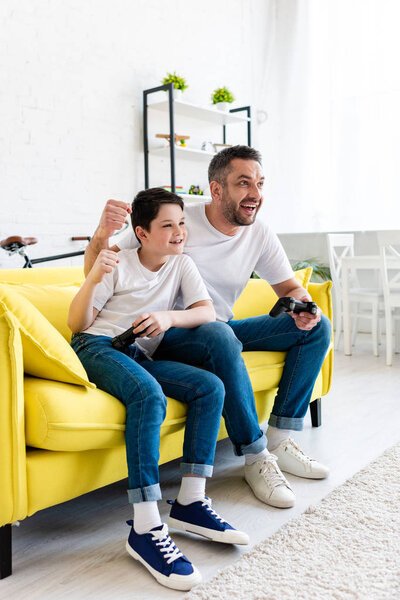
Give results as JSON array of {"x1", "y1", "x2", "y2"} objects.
[
  {"x1": 162, "y1": 71, "x2": 188, "y2": 91},
  {"x1": 211, "y1": 87, "x2": 235, "y2": 104},
  {"x1": 290, "y1": 258, "x2": 331, "y2": 283}
]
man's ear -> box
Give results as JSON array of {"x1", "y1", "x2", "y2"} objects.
[
  {"x1": 209, "y1": 180, "x2": 222, "y2": 202},
  {"x1": 135, "y1": 226, "x2": 148, "y2": 243}
]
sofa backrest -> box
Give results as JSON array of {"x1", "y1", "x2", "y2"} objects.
[{"x1": 0, "y1": 266, "x2": 312, "y2": 340}]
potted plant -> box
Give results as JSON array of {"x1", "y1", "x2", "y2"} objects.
[
  {"x1": 211, "y1": 86, "x2": 235, "y2": 111},
  {"x1": 162, "y1": 72, "x2": 188, "y2": 100}
]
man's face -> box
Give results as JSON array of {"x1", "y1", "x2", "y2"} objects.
[{"x1": 219, "y1": 159, "x2": 264, "y2": 226}]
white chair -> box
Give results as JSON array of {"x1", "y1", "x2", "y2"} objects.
[
  {"x1": 326, "y1": 233, "x2": 382, "y2": 355},
  {"x1": 377, "y1": 231, "x2": 400, "y2": 366}
]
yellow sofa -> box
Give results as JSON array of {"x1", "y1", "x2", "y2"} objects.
[{"x1": 0, "y1": 266, "x2": 333, "y2": 578}]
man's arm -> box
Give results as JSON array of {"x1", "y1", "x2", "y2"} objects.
[
  {"x1": 84, "y1": 199, "x2": 131, "y2": 276},
  {"x1": 271, "y1": 277, "x2": 321, "y2": 331}
]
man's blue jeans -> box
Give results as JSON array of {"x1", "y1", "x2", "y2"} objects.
[
  {"x1": 71, "y1": 333, "x2": 225, "y2": 503},
  {"x1": 153, "y1": 314, "x2": 331, "y2": 454}
]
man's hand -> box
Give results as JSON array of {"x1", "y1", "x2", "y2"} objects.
[
  {"x1": 290, "y1": 295, "x2": 322, "y2": 330},
  {"x1": 132, "y1": 312, "x2": 173, "y2": 338},
  {"x1": 96, "y1": 199, "x2": 132, "y2": 240},
  {"x1": 87, "y1": 249, "x2": 119, "y2": 284}
]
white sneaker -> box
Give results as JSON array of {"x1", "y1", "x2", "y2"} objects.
[
  {"x1": 272, "y1": 439, "x2": 329, "y2": 479},
  {"x1": 244, "y1": 455, "x2": 295, "y2": 508}
]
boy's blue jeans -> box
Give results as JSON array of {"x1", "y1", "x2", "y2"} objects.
[
  {"x1": 153, "y1": 314, "x2": 332, "y2": 454},
  {"x1": 71, "y1": 333, "x2": 225, "y2": 503}
]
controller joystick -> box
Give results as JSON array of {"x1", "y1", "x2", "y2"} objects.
[
  {"x1": 111, "y1": 322, "x2": 148, "y2": 351},
  {"x1": 269, "y1": 297, "x2": 318, "y2": 318}
]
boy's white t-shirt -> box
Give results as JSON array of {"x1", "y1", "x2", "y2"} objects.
[
  {"x1": 117, "y1": 203, "x2": 294, "y2": 322},
  {"x1": 84, "y1": 249, "x2": 211, "y2": 357}
]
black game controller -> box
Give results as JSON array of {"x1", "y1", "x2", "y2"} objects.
[
  {"x1": 269, "y1": 297, "x2": 318, "y2": 318},
  {"x1": 111, "y1": 322, "x2": 148, "y2": 351}
]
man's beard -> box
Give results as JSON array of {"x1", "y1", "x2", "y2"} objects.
[{"x1": 221, "y1": 195, "x2": 259, "y2": 227}]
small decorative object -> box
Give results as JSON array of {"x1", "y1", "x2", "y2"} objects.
[
  {"x1": 201, "y1": 141, "x2": 216, "y2": 153},
  {"x1": 162, "y1": 71, "x2": 188, "y2": 100},
  {"x1": 213, "y1": 143, "x2": 232, "y2": 153},
  {"x1": 188, "y1": 185, "x2": 204, "y2": 196},
  {"x1": 156, "y1": 133, "x2": 190, "y2": 146},
  {"x1": 211, "y1": 86, "x2": 235, "y2": 111},
  {"x1": 163, "y1": 185, "x2": 185, "y2": 195}
]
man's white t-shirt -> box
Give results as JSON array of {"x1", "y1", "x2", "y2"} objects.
[
  {"x1": 117, "y1": 203, "x2": 294, "y2": 322},
  {"x1": 84, "y1": 249, "x2": 211, "y2": 357}
]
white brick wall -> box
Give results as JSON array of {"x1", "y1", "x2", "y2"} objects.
[{"x1": 0, "y1": 0, "x2": 271, "y2": 268}]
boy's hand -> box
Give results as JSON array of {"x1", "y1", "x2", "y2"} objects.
[
  {"x1": 88, "y1": 249, "x2": 119, "y2": 284},
  {"x1": 132, "y1": 312, "x2": 173, "y2": 338},
  {"x1": 96, "y1": 199, "x2": 132, "y2": 240}
]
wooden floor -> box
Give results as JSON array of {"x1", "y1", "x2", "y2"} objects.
[{"x1": 2, "y1": 335, "x2": 400, "y2": 599}]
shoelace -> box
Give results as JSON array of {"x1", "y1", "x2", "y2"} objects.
[
  {"x1": 151, "y1": 524, "x2": 183, "y2": 564},
  {"x1": 285, "y1": 439, "x2": 314, "y2": 464},
  {"x1": 201, "y1": 497, "x2": 226, "y2": 524},
  {"x1": 258, "y1": 456, "x2": 290, "y2": 488}
]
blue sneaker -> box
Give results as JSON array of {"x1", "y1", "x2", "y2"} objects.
[
  {"x1": 167, "y1": 497, "x2": 249, "y2": 545},
  {"x1": 126, "y1": 520, "x2": 201, "y2": 591}
]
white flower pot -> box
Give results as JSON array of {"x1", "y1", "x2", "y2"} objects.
[
  {"x1": 214, "y1": 102, "x2": 230, "y2": 112},
  {"x1": 166, "y1": 89, "x2": 183, "y2": 100}
]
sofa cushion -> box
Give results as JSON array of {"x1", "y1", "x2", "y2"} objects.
[
  {"x1": 24, "y1": 376, "x2": 189, "y2": 451},
  {"x1": 0, "y1": 285, "x2": 94, "y2": 388},
  {"x1": 4, "y1": 283, "x2": 80, "y2": 341},
  {"x1": 232, "y1": 267, "x2": 312, "y2": 320},
  {"x1": 243, "y1": 350, "x2": 287, "y2": 392},
  {"x1": 23, "y1": 349, "x2": 293, "y2": 452}
]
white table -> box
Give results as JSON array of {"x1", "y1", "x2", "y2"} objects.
[{"x1": 341, "y1": 255, "x2": 400, "y2": 355}]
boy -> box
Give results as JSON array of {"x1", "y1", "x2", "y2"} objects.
[{"x1": 68, "y1": 188, "x2": 248, "y2": 592}]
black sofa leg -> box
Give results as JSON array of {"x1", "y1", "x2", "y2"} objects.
[
  {"x1": 310, "y1": 398, "x2": 322, "y2": 427},
  {"x1": 0, "y1": 524, "x2": 12, "y2": 579}
]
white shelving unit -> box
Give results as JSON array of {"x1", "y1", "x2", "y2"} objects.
[
  {"x1": 148, "y1": 99, "x2": 251, "y2": 126},
  {"x1": 150, "y1": 145, "x2": 215, "y2": 161},
  {"x1": 143, "y1": 84, "x2": 251, "y2": 201}
]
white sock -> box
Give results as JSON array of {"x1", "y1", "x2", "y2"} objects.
[
  {"x1": 245, "y1": 448, "x2": 271, "y2": 466},
  {"x1": 267, "y1": 426, "x2": 293, "y2": 451},
  {"x1": 177, "y1": 476, "x2": 206, "y2": 505},
  {"x1": 133, "y1": 501, "x2": 162, "y2": 535}
]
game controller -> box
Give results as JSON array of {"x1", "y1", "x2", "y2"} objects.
[
  {"x1": 269, "y1": 297, "x2": 318, "y2": 318},
  {"x1": 111, "y1": 322, "x2": 148, "y2": 351}
]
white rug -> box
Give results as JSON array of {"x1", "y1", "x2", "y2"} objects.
[{"x1": 185, "y1": 443, "x2": 400, "y2": 600}]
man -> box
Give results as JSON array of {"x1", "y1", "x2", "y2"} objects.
[{"x1": 84, "y1": 146, "x2": 331, "y2": 509}]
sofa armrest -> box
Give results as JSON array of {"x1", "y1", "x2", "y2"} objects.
[
  {"x1": 0, "y1": 312, "x2": 28, "y2": 526},
  {"x1": 308, "y1": 281, "x2": 334, "y2": 397}
]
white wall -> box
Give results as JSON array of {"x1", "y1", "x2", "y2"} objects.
[
  {"x1": 0, "y1": 0, "x2": 273, "y2": 268},
  {"x1": 258, "y1": 0, "x2": 400, "y2": 234},
  {"x1": 2, "y1": 0, "x2": 399, "y2": 271}
]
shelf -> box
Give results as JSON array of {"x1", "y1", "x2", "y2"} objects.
[
  {"x1": 180, "y1": 194, "x2": 211, "y2": 204},
  {"x1": 151, "y1": 145, "x2": 215, "y2": 160},
  {"x1": 148, "y1": 99, "x2": 250, "y2": 126}
]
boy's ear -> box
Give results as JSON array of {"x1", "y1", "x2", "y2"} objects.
[{"x1": 135, "y1": 226, "x2": 148, "y2": 242}]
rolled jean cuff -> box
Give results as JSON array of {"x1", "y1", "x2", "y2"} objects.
[
  {"x1": 127, "y1": 483, "x2": 162, "y2": 504},
  {"x1": 234, "y1": 431, "x2": 267, "y2": 456},
  {"x1": 180, "y1": 462, "x2": 213, "y2": 478},
  {"x1": 268, "y1": 413, "x2": 304, "y2": 431}
]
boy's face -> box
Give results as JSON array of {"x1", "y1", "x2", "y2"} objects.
[{"x1": 138, "y1": 204, "x2": 186, "y2": 255}]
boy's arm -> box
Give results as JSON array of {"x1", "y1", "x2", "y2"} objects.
[
  {"x1": 69, "y1": 249, "x2": 119, "y2": 333},
  {"x1": 84, "y1": 200, "x2": 131, "y2": 276},
  {"x1": 132, "y1": 300, "x2": 215, "y2": 339}
]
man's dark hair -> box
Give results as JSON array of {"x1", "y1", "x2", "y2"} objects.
[
  {"x1": 208, "y1": 145, "x2": 262, "y2": 185},
  {"x1": 131, "y1": 187, "x2": 184, "y2": 242}
]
